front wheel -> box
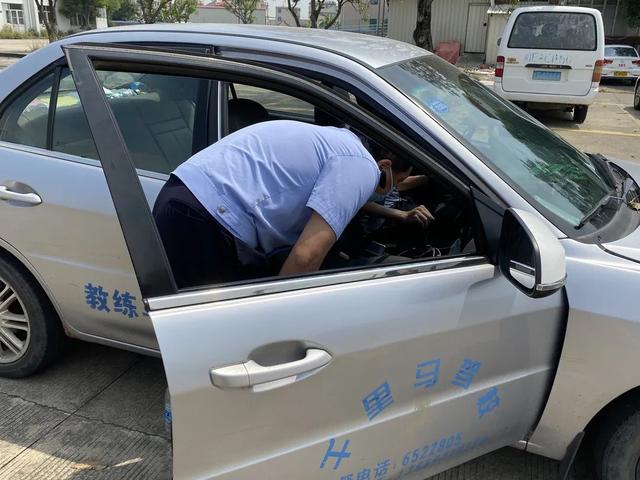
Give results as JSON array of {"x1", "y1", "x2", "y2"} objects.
[
  {"x1": 574, "y1": 105, "x2": 589, "y2": 124},
  {"x1": 594, "y1": 402, "x2": 640, "y2": 480},
  {"x1": 634, "y1": 81, "x2": 640, "y2": 110},
  {"x1": 0, "y1": 257, "x2": 66, "y2": 378}
]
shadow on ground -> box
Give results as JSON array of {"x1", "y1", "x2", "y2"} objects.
[{"x1": 0, "y1": 341, "x2": 171, "y2": 479}]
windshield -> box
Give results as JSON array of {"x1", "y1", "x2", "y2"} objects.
[
  {"x1": 379, "y1": 55, "x2": 612, "y2": 232},
  {"x1": 605, "y1": 46, "x2": 639, "y2": 57},
  {"x1": 508, "y1": 12, "x2": 597, "y2": 51}
]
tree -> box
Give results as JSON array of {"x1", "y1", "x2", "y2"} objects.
[
  {"x1": 625, "y1": 0, "x2": 640, "y2": 28},
  {"x1": 287, "y1": 0, "x2": 365, "y2": 29},
  {"x1": 159, "y1": 0, "x2": 197, "y2": 22},
  {"x1": 60, "y1": 0, "x2": 119, "y2": 29},
  {"x1": 111, "y1": 0, "x2": 137, "y2": 20},
  {"x1": 412, "y1": 0, "x2": 434, "y2": 50},
  {"x1": 137, "y1": 0, "x2": 172, "y2": 23},
  {"x1": 223, "y1": 0, "x2": 260, "y2": 24},
  {"x1": 35, "y1": 0, "x2": 59, "y2": 40}
]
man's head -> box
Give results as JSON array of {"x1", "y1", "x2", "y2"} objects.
[{"x1": 373, "y1": 149, "x2": 414, "y2": 194}]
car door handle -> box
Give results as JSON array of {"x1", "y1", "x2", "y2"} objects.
[
  {"x1": 210, "y1": 348, "x2": 332, "y2": 389},
  {"x1": 0, "y1": 186, "x2": 41, "y2": 205}
]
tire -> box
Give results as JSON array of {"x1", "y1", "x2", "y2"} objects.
[
  {"x1": 574, "y1": 105, "x2": 589, "y2": 124},
  {"x1": 634, "y1": 81, "x2": 640, "y2": 111},
  {"x1": 0, "y1": 257, "x2": 66, "y2": 378},
  {"x1": 594, "y1": 401, "x2": 640, "y2": 480}
]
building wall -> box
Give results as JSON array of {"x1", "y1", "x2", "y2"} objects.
[
  {"x1": 388, "y1": 0, "x2": 488, "y2": 49},
  {"x1": 190, "y1": 5, "x2": 267, "y2": 24},
  {"x1": 485, "y1": 13, "x2": 508, "y2": 65},
  {"x1": 272, "y1": 6, "x2": 299, "y2": 26},
  {"x1": 388, "y1": 0, "x2": 639, "y2": 53}
]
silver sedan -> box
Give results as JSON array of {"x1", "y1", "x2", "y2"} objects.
[{"x1": 1, "y1": 25, "x2": 640, "y2": 480}]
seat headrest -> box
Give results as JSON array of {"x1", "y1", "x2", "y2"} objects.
[{"x1": 228, "y1": 98, "x2": 269, "y2": 134}]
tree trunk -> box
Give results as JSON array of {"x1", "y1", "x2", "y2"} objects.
[
  {"x1": 286, "y1": 0, "x2": 301, "y2": 27},
  {"x1": 412, "y1": 0, "x2": 434, "y2": 51},
  {"x1": 309, "y1": 0, "x2": 318, "y2": 28}
]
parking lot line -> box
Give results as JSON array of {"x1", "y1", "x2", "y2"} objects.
[{"x1": 552, "y1": 128, "x2": 640, "y2": 138}]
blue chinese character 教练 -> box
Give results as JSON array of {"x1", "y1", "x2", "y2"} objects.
[
  {"x1": 362, "y1": 381, "x2": 394, "y2": 421},
  {"x1": 340, "y1": 475, "x2": 354, "y2": 480},
  {"x1": 374, "y1": 459, "x2": 391, "y2": 479},
  {"x1": 84, "y1": 283, "x2": 110, "y2": 312},
  {"x1": 356, "y1": 468, "x2": 371, "y2": 480},
  {"x1": 413, "y1": 358, "x2": 440, "y2": 389},
  {"x1": 477, "y1": 387, "x2": 500, "y2": 418},
  {"x1": 451, "y1": 358, "x2": 482, "y2": 390},
  {"x1": 320, "y1": 438, "x2": 351, "y2": 470},
  {"x1": 113, "y1": 289, "x2": 139, "y2": 318}
]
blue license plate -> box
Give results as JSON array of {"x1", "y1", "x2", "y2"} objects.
[{"x1": 533, "y1": 70, "x2": 561, "y2": 81}]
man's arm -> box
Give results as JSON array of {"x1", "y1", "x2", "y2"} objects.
[
  {"x1": 279, "y1": 211, "x2": 337, "y2": 276},
  {"x1": 397, "y1": 175, "x2": 429, "y2": 192},
  {"x1": 362, "y1": 202, "x2": 434, "y2": 226}
]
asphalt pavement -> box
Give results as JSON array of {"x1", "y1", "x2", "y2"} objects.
[{"x1": 0, "y1": 55, "x2": 636, "y2": 479}]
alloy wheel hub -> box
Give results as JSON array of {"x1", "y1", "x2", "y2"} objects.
[{"x1": 0, "y1": 278, "x2": 30, "y2": 363}]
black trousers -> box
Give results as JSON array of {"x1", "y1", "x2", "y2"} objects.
[{"x1": 153, "y1": 175, "x2": 239, "y2": 289}]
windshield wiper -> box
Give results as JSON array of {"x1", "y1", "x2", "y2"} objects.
[
  {"x1": 588, "y1": 153, "x2": 619, "y2": 191},
  {"x1": 575, "y1": 193, "x2": 620, "y2": 229}
]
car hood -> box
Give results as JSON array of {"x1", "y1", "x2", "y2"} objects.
[{"x1": 601, "y1": 158, "x2": 640, "y2": 262}]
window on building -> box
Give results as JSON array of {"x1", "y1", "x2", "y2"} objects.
[
  {"x1": 38, "y1": 3, "x2": 51, "y2": 24},
  {"x1": 6, "y1": 4, "x2": 25, "y2": 25}
]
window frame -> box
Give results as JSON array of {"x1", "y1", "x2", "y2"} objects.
[
  {"x1": 64, "y1": 43, "x2": 495, "y2": 303},
  {"x1": 6, "y1": 5, "x2": 24, "y2": 25},
  {"x1": 0, "y1": 58, "x2": 219, "y2": 179}
]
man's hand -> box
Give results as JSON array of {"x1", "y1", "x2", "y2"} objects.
[
  {"x1": 400, "y1": 205, "x2": 434, "y2": 227},
  {"x1": 279, "y1": 211, "x2": 337, "y2": 276}
]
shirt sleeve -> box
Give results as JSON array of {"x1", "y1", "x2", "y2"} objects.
[{"x1": 306, "y1": 154, "x2": 380, "y2": 238}]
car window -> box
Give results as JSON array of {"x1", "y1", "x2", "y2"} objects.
[
  {"x1": 232, "y1": 83, "x2": 315, "y2": 119},
  {"x1": 52, "y1": 68, "x2": 99, "y2": 159},
  {"x1": 94, "y1": 70, "x2": 210, "y2": 174},
  {"x1": 508, "y1": 12, "x2": 597, "y2": 51},
  {"x1": 0, "y1": 72, "x2": 55, "y2": 149},
  {"x1": 605, "y1": 46, "x2": 639, "y2": 57}
]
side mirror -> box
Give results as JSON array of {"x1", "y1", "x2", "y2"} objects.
[
  {"x1": 499, "y1": 209, "x2": 566, "y2": 298},
  {"x1": 497, "y1": 37, "x2": 502, "y2": 46}
]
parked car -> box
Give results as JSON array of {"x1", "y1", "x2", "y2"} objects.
[
  {"x1": 635, "y1": 77, "x2": 640, "y2": 110},
  {"x1": 1, "y1": 25, "x2": 640, "y2": 480},
  {"x1": 494, "y1": 6, "x2": 605, "y2": 124},
  {"x1": 602, "y1": 44, "x2": 640, "y2": 83}
]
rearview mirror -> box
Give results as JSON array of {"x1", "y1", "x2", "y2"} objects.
[
  {"x1": 497, "y1": 37, "x2": 501, "y2": 46},
  {"x1": 499, "y1": 209, "x2": 566, "y2": 298}
]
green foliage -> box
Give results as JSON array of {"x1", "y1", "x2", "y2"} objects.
[
  {"x1": 222, "y1": 0, "x2": 260, "y2": 24},
  {"x1": 111, "y1": 0, "x2": 137, "y2": 20},
  {"x1": 0, "y1": 26, "x2": 47, "y2": 39},
  {"x1": 60, "y1": 0, "x2": 123, "y2": 28},
  {"x1": 625, "y1": 0, "x2": 640, "y2": 28},
  {"x1": 159, "y1": 0, "x2": 197, "y2": 22}
]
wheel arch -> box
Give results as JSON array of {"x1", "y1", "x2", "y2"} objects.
[
  {"x1": 0, "y1": 237, "x2": 67, "y2": 335},
  {"x1": 584, "y1": 385, "x2": 640, "y2": 440}
]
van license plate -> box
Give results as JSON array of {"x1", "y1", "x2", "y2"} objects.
[
  {"x1": 533, "y1": 70, "x2": 561, "y2": 81},
  {"x1": 614, "y1": 71, "x2": 628, "y2": 77}
]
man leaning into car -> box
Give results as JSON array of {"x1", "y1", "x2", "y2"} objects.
[{"x1": 152, "y1": 119, "x2": 412, "y2": 288}]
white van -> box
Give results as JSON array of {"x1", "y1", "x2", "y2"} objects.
[{"x1": 494, "y1": 6, "x2": 605, "y2": 123}]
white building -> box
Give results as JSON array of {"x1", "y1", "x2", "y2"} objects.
[
  {"x1": 387, "y1": 0, "x2": 640, "y2": 63},
  {"x1": 190, "y1": 1, "x2": 267, "y2": 24},
  {"x1": 0, "y1": 0, "x2": 106, "y2": 34}
]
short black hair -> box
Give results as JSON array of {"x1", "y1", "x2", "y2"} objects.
[{"x1": 373, "y1": 148, "x2": 413, "y2": 173}]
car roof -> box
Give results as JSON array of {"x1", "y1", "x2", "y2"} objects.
[
  {"x1": 70, "y1": 24, "x2": 430, "y2": 69},
  {"x1": 512, "y1": 5, "x2": 602, "y2": 14}
]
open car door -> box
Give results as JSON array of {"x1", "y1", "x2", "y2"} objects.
[{"x1": 65, "y1": 43, "x2": 567, "y2": 480}]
